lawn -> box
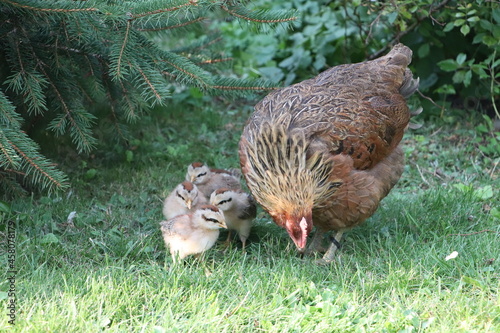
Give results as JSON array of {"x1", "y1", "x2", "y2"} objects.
[{"x1": 1, "y1": 93, "x2": 499, "y2": 332}]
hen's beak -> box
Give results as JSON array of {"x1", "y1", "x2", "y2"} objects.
[{"x1": 286, "y1": 217, "x2": 309, "y2": 252}]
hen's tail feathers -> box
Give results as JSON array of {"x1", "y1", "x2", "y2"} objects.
[
  {"x1": 408, "y1": 106, "x2": 424, "y2": 129},
  {"x1": 391, "y1": 44, "x2": 421, "y2": 129},
  {"x1": 400, "y1": 69, "x2": 420, "y2": 98}
]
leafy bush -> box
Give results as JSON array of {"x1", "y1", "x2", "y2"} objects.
[{"x1": 220, "y1": 0, "x2": 499, "y2": 121}]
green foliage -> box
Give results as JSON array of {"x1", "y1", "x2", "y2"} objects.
[
  {"x1": 220, "y1": 0, "x2": 499, "y2": 120},
  {"x1": 0, "y1": 0, "x2": 297, "y2": 197},
  {"x1": 473, "y1": 115, "x2": 500, "y2": 157}
]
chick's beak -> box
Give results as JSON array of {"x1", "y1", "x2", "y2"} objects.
[{"x1": 185, "y1": 199, "x2": 192, "y2": 210}]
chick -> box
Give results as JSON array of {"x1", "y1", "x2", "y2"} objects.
[
  {"x1": 160, "y1": 205, "x2": 227, "y2": 263},
  {"x1": 163, "y1": 181, "x2": 207, "y2": 220},
  {"x1": 210, "y1": 188, "x2": 257, "y2": 250},
  {"x1": 186, "y1": 162, "x2": 241, "y2": 197}
]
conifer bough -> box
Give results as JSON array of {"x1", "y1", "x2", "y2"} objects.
[{"x1": 0, "y1": 0, "x2": 297, "y2": 196}]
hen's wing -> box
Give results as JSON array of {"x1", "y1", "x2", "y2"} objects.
[{"x1": 243, "y1": 44, "x2": 417, "y2": 170}]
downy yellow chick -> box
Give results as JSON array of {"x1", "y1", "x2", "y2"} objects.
[
  {"x1": 210, "y1": 188, "x2": 257, "y2": 250},
  {"x1": 160, "y1": 205, "x2": 227, "y2": 262},
  {"x1": 186, "y1": 162, "x2": 241, "y2": 197}
]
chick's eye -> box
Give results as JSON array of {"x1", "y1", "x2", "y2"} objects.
[
  {"x1": 218, "y1": 198, "x2": 232, "y2": 205},
  {"x1": 176, "y1": 192, "x2": 185, "y2": 200},
  {"x1": 202, "y1": 215, "x2": 219, "y2": 223},
  {"x1": 197, "y1": 172, "x2": 207, "y2": 178}
]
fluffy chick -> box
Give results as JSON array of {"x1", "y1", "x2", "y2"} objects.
[
  {"x1": 210, "y1": 188, "x2": 257, "y2": 250},
  {"x1": 163, "y1": 181, "x2": 207, "y2": 220},
  {"x1": 160, "y1": 205, "x2": 227, "y2": 263},
  {"x1": 186, "y1": 162, "x2": 241, "y2": 197}
]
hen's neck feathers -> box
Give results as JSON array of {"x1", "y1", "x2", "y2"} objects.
[{"x1": 241, "y1": 123, "x2": 341, "y2": 215}]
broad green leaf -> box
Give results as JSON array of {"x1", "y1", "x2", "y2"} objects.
[
  {"x1": 462, "y1": 276, "x2": 486, "y2": 290},
  {"x1": 125, "y1": 150, "x2": 134, "y2": 163},
  {"x1": 493, "y1": 8, "x2": 500, "y2": 23},
  {"x1": 0, "y1": 201, "x2": 11, "y2": 213},
  {"x1": 453, "y1": 183, "x2": 473, "y2": 192},
  {"x1": 482, "y1": 35, "x2": 498, "y2": 47},
  {"x1": 452, "y1": 70, "x2": 466, "y2": 84},
  {"x1": 456, "y1": 53, "x2": 467, "y2": 65},
  {"x1": 491, "y1": 207, "x2": 500, "y2": 219},
  {"x1": 473, "y1": 185, "x2": 494, "y2": 200},
  {"x1": 463, "y1": 70, "x2": 472, "y2": 87},
  {"x1": 471, "y1": 64, "x2": 489, "y2": 78},
  {"x1": 85, "y1": 169, "x2": 97, "y2": 180},
  {"x1": 437, "y1": 59, "x2": 459, "y2": 71},
  {"x1": 460, "y1": 24, "x2": 470, "y2": 36},
  {"x1": 41, "y1": 233, "x2": 59, "y2": 244},
  {"x1": 418, "y1": 44, "x2": 430, "y2": 58},
  {"x1": 434, "y1": 84, "x2": 456, "y2": 94},
  {"x1": 443, "y1": 22, "x2": 455, "y2": 32}
]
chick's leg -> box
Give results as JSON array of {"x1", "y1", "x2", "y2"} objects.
[
  {"x1": 224, "y1": 230, "x2": 233, "y2": 246},
  {"x1": 239, "y1": 233, "x2": 249, "y2": 251}
]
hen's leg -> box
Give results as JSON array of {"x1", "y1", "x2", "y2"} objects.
[
  {"x1": 305, "y1": 229, "x2": 328, "y2": 255},
  {"x1": 320, "y1": 230, "x2": 344, "y2": 263}
]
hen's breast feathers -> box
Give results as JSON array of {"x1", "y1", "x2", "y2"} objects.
[{"x1": 244, "y1": 44, "x2": 417, "y2": 171}]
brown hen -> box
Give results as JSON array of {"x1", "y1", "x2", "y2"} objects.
[{"x1": 239, "y1": 43, "x2": 420, "y2": 262}]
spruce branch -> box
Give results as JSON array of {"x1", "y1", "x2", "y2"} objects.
[
  {"x1": 132, "y1": 61, "x2": 168, "y2": 106},
  {"x1": 197, "y1": 57, "x2": 233, "y2": 65},
  {"x1": 116, "y1": 20, "x2": 132, "y2": 80},
  {"x1": 220, "y1": 4, "x2": 297, "y2": 24},
  {"x1": 130, "y1": 0, "x2": 198, "y2": 20},
  {"x1": 0, "y1": 0, "x2": 297, "y2": 196},
  {"x1": 1, "y1": 127, "x2": 68, "y2": 193},
  {"x1": 0, "y1": 92, "x2": 23, "y2": 126},
  {"x1": 117, "y1": 79, "x2": 144, "y2": 122},
  {"x1": 0, "y1": 131, "x2": 21, "y2": 169},
  {"x1": 137, "y1": 16, "x2": 206, "y2": 32},
  {"x1": 209, "y1": 77, "x2": 277, "y2": 96},
  {"x1": 159, "y1": 52, "x2": 213, "y2": 88},
  {"x1": 39, "y1": 64, "x2": 97, "y2": 153},
  {"x1": 9, "y1": 142, "x2": 60, "y2": 189},
  {"x1": 1, "y1": 0, "x2": 98, "y2": 13},
  {"x1": 0, "y1": 172, "x2": 26, "y2": 197}
]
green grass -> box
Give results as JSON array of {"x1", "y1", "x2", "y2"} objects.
[{"x1": 1, "y1": 94, "x2": 499, "y2": 332}]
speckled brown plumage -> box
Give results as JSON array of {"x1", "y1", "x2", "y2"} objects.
[{"x1": 239, "y1": 44, "x2": 419, "y2": 262}]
